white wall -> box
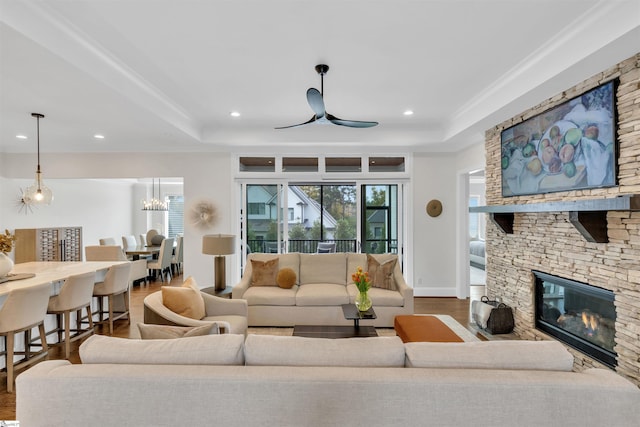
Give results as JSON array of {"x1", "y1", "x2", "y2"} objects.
[
  {"x1": 0, "y1": 152, "x2": 233, "y2": 288},
  {"x1": 0, "y1": 178, "x2": 134, "y2": 253},
  {"x1": 411, "y1": 153, "x2": 458, "y2": 296},
  {"x1": 1, "y1": 147, "x2": 485, "y2": 295}
]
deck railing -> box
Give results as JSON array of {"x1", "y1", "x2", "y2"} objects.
[{"x1": 247, "y1": 239, "x2": 397, "y2": 254}]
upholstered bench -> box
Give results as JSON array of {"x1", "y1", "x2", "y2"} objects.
[{"x1": 394, "y1": 315, "x2": 467, "y2": 343}]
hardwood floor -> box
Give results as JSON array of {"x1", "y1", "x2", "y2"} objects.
[{"x1": 0, "y1": 275, "x2": 485, "y2": 421}]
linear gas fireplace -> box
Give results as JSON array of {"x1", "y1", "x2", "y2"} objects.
[{"x1": 533, "y1": 270, "x2": 617, "y2": 368}]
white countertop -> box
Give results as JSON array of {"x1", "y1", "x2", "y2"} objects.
[{"x1": 1, "y1": 261, "x2": 127, "y2": 297}]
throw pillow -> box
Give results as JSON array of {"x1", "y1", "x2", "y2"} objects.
[
  {"x1": 137, "y1": 323, "x2": 219, "y2": 339},
  {"x1": 276, "y1": 267, "x2": 297, "y2": 289},
  {"x1": 367, "y1": 254, "x2": 397, "y2": 290},
  {"x1": 161, "y1": 276, "x2": 206, "y2": 320},
  {"x1": 251, "y1": 258, "x2": 279, "y2": 286}
]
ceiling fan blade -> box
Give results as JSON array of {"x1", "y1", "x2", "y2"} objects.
[
  {"x1": 274, "y1": 115, "x2": 318, "y2": 129},
  {"x1": 326, "y1": 113, "x2": 378, "y2": 128},
  {"x1": 306, "y1": 88, "x2": 325, "y2": 119}
]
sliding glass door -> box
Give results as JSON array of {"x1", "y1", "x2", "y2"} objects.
[
  {"x1": 245, "y1": 184, "x2": 283, "y2": 254},
  {"x1": 287, "y1": 184, "x2": 357, "y2": 253},
  {"x1": 361, "y1": 184, "x2": 398, "y2": 254},
  {"x1": 242, "y1": 182, "x2": 401, "y2": 258}
]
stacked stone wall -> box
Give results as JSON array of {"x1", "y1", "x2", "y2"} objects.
[{"x1": 484, "y1": 53, "x2": 640, "y2": 385}]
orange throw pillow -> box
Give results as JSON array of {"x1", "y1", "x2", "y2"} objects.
[
  {"x1": 251, "y1": 258, "x2": 279, "y2": 286},
  {"x1": 276, "y1": 268, "x2": 297, "y2": 289},
  {"x1": 161, "y1": 276, "x2": 206, "y2": 319}
]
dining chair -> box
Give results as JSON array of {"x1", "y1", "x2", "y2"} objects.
[
  {"x1": 122, "y1": 235, "x2": 137, "y2": 251},
  {"x1": 45, "y1": 271, "x2": 95, "y2": 359},
  {"x1": 146, "y1": 229, "x2": 159, "y2": 246},
  {"x1": 172, "y1": 235, "x2": 184, "y2": 275},
  {"x1": 92, "y1": 262, "x2": 132, "y2": 335},
  {"x1": 0, "y1": 282, "x2": 50, "y2": 393},
  {"x1": 138, "y1": 234, "x2": 146, "y2": 246},
  {"x1": 147, "y1": 237, "x2": 174, "y2": 282},
  {"x1": 85, "y1": 245, "x2": 148, "y2": 286},
  {"x1": 99, "y1": 237, "x2": 117, "y2": 246}
]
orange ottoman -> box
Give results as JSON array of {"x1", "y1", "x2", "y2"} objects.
[{"x1": 394, "y1": 315, "x2": 465, "y2": 343}]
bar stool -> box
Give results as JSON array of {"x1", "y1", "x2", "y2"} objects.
[
  {"x1": 0, "y1": 282, "x2": 50, "y2": 393},
  {"x1": 93, "y1": 262, "x2": 132, "y2": 335},
  {"x1": 46, "y1": 271, "x2": 96, "y2": 359}
]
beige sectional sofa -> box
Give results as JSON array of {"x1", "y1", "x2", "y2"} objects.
[
  {"x1": 233, "y1": 252, "x2": 413, "y2": 327},
  {"x1": 16, "y1": 334, "x2": 640, "y2": 427}
]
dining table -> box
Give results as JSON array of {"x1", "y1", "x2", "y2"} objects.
[{"x1": 124, "y1": 245, "x2": 161, "y2": 260}]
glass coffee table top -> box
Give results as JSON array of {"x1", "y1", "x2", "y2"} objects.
[{"x1": 342, "y1": 304, "x2": 376, "y2": 328}]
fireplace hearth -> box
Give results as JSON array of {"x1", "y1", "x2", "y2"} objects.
[{"x1": 533, "y1": 270, "x2": 617, "y2": 368}]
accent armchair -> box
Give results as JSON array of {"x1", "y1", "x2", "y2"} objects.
[{"x1": 143, "y1": 290, "x2": 248, "y2": 335}]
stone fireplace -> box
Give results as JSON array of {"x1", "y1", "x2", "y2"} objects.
[
  {"x1": 481, "y1": 53, "x2": 640, "y2": 386},
  {"x1": 533, "y1": 270, "x2": 616, "y2": 368}
]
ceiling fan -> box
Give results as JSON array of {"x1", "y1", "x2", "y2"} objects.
[{"x1": 275, "y1": 64, "x2": 378, "y2": 129}]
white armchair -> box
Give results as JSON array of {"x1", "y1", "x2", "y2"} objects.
[{"x1": 143, "y1": 291, "x2": 248, "y2": 335}]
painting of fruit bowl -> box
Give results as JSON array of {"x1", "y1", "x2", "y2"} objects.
[{"x1": 501, "y1": 80, "x2": 617, "y2": 196}]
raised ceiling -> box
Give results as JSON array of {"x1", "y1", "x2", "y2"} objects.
[{"x1": 1, "y1": 0, "x2": 638, "y2": 154}]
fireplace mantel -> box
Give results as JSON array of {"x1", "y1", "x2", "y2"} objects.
[{"x1": 470, "y1": 195, "x2": 640, "y2": 243}]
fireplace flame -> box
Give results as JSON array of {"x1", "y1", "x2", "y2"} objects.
[{"x1": 581, "y1": 312, "x2": 598, "y2": 336}]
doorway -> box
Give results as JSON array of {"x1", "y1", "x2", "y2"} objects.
[{"x1": 468, "y1": 170, "x2": 486, "y2": 287}]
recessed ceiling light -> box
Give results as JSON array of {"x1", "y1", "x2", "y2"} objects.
[
  {"x1": 16, "y1": 134, "x2": 27, "y2": 139},
  {"x1": 403, "y1": 110, "x2": 414, "y2": 116},
  {"x1": 93, "y1": 134, "x2": 105, "y2": 139},
  {"x1": 230, "y1": 111, "x2": 241, "y2": 117}
]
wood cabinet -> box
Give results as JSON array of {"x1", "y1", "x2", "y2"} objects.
[{"x1": 14, "y1": 227, "x2": 83, "y2": 263}]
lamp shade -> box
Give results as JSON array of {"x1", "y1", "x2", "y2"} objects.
[{"x1": 202, "y1": 234, "x2": 235, "y2": 256}]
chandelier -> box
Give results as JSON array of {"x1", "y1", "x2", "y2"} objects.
[
  {"x1": 23, "y1": 113, "x2": 53, "y2": 205},
  {"x1": 142, "y1": 178, "x2": 170, "y2": 211}
]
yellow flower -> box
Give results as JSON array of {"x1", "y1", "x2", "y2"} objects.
[
  {"x1": 352, "y1": 266, "x2": 370, "y2": 293},
  {"x1": 0, "y1": 229, "x2": 16, "y2": 254}
]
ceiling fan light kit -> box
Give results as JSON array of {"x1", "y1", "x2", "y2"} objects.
[{"x1": 276, "y1": 64, "x2": 378, "y2": 129}]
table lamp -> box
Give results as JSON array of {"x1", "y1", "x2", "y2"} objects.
[{"x1": 202, "y1": 234, "x2": 235, "y2": 291}]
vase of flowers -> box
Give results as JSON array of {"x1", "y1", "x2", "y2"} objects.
[
  {"x1": 0, "y1": 229, "x2": 16, "y2": 278},
  {"x1": 352, "y1": 266, "x2": 372, "y2": 312}
]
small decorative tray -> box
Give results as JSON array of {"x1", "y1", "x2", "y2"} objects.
[{"x1": 0, "y1": 273, "x2": 36, "y2": 284}]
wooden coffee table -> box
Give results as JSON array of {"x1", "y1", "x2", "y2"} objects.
[{"x1": 292, "y1": 304, "x2": 377, "y2": 338}]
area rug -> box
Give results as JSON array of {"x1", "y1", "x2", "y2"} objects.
[{"x1": 247, "y1": 315, "x2": 479, "y2": 342}]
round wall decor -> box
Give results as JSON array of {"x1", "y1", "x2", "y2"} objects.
[
  {"x1": 426, "y1": 199, "x2": 442, "y2": 217},
  {"x1": 190, "y1": 201, "x2": 217, "y2": 230}
]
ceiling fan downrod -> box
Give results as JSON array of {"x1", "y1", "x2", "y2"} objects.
[{"x1": 315, "y1": 64, "x2": 329, "y2": 95}]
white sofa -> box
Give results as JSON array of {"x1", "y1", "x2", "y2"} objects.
[
  {"x1": 233, "y1": 252, "x2": 413, "y2": 327},
  {"x1": 16, "y1": 335, "x2": 640, "y2": 427}
]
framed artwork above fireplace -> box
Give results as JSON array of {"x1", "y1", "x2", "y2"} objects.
[{"x1": 501, "y1": 80, "x2": 618, "y2": 197}]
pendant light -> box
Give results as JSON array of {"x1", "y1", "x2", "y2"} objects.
[
  {"x1": 141, "y1": 178, "x2": 170, "y2": 211},
  {"x1": 24, "y1": 113, "x2": 53, "y2": 205}
]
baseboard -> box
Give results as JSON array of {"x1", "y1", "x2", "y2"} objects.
[{"x1": 412, "y1": 287, "x2": 457, "y2": 297}]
